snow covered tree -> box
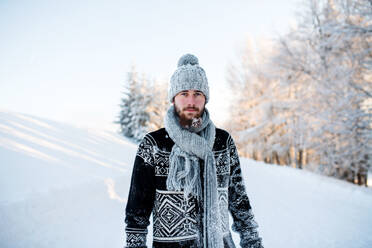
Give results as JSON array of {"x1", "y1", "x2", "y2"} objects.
[
  {"x1": 226, "y1": 0, "x2": 371, "y2": 185},
  {"x1": 117, "y1": 66, "x2": 169, "y2": 142},
  {"x1": 117, "y1": 66, "x2": 150, "y2": 142},
  {"x1": 226, "y1": 38, "x2": 310, "y2": 168},
  {"x1": 271, "y1": 0, "x2": 371, "y2": 184}
]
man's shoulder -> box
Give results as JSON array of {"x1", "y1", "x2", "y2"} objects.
[
  {"x1": 143, "y1": 128, "x2": 173, "y2": 148},
  {"x1": 215, "y1": 127, "x2": 231, "y2": 139},
  {"x1": 214, "y1": 127, "x2": 235, "y2": 150},
  {"x1": 146, "y1": 128, "x2": 168, "y2": 139}
]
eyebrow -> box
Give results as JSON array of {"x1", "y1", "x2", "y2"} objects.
[{"x1": 179, "y1": 90, "x2": 203, "y2": 93}]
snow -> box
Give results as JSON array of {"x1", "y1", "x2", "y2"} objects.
[{"x1": 1, "y1": 110, "x2": 371, "y2": 248}]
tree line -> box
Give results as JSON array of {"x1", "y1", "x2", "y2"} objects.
[{"x1": 225, "y1": 0, "x2": 371, "y2": 186}]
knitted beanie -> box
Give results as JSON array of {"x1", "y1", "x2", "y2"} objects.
[{"x1": 168, "y1": 54, "x2": 209, "y2": 103}]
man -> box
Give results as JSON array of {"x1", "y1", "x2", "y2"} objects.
[{"x1": 125, "y1": 54, "x2": 263, "y2": 248}]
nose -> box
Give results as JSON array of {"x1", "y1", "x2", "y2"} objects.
[{"x1": 186, "y1": 95, "x2": 196, "y2": 105}]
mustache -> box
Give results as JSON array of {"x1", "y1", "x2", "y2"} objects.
[{"x1": 183, "y1": 106, "x2": 200, "y2": 111}]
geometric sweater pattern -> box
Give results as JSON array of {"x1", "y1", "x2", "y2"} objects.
[{"x1": 125, "y1": 128, "x2": 264, "y2": 248}]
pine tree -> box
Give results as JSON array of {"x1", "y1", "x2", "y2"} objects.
[{"x1": 117, "y1": 66, "x2": 150, "y2": 142}]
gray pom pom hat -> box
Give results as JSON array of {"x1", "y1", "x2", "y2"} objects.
[{"x1": 168, "y1": 54, "x2": 210, "y2": 103}]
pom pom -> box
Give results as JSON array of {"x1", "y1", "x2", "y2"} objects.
[{"x1": 177, "y1": 54, "x2": 199, "y2": 67}]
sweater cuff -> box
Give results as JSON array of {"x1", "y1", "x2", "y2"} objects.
[{"x1": 126, "y1": 228, "x2": 147, "y2": 247}]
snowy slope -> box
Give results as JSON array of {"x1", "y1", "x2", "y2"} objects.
[{"x1": 0, "y1": 110, "x2": 371, "y2": 248}]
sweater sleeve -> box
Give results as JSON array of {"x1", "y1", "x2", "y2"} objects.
[
  {"x1": 125, "y1": 135, "x2": 156, "y2": 248},
  {"x1": 227, "y1": 136, "x2": 264, "y2": 248}
]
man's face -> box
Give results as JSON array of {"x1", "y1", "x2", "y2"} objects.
[{"x1": 173, "y1": 89, "x2": 206, "y2": 127}]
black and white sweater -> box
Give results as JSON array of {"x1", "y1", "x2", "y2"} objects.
[{"x1": 125, "y1": 128, "x2": 263, "y2": 248}]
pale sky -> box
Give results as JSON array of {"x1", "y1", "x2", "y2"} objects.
[{"x1": 0, "y1": 0, "x2": 298, "y2": 131}]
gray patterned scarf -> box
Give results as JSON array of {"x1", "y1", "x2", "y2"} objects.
[{"x1": 164, "y1": 105, "x2": 223, "y2": 248}]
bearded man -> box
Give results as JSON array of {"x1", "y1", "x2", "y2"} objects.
[{"x1": 125, "y1": 54, "x2": 264, "y2": 248}]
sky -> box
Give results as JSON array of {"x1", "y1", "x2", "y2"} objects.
[{"x1": 0, "y1": 0, "x2": 298, "y2": 131}]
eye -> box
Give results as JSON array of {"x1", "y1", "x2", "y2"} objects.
[
  {"x1": 194, "y1": 92, "x2": 202, "y2": 96},
  {"x1": 180, "y1": 92, "x2": 188, "y2": 96}
]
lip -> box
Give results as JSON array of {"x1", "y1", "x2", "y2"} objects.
[{"x1": 185, "y1": 109, "x2": 197, "y2": 112}]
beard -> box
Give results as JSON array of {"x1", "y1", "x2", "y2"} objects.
[{"x1": 174, "y1": 104, "x2": 205, "y2": 128}]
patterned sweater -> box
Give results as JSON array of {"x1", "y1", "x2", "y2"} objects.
[{"x1": 125, "y1": 128, "x2": 263, "y2": 248}]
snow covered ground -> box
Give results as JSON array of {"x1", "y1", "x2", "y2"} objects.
[{"x1": 1, "y1": 110, "x2": 371, "y2": 248}]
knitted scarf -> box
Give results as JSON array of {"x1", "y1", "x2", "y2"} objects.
[{"x1": 164, "y1": 105, "x2": 223, "y2": 248}]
